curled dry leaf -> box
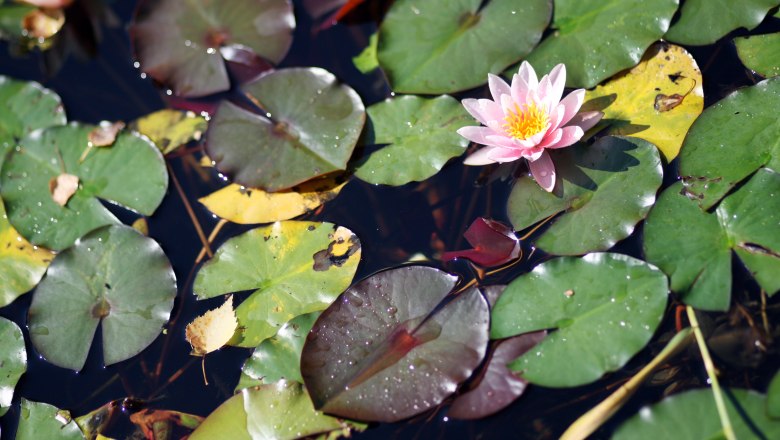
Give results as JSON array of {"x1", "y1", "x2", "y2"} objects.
[
  {"x1": 441, "y1": 217, "x2": 521, "y2": 267},
  {"x1": 186, "y1": 295, "x2": 238, "y2": 356},
  {"x1": 48, "y1": 173, "x2": 78, "y2": 206},
  {"x1": 88, "y1": 121, "x2": 126, "y2": 147},
  {"x1": 22, "y1": 7, "x2": 65, "y2": 39}
]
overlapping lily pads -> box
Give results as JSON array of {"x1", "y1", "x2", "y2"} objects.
[
  {"x1": 679, "y1": 76, "x2": 780, "y2": 210},
  {"x1": 354, "y1": 95, "x2": 474, "y2": 185},
  {"x1": 644, "y1": 170, "x2": 780, "y2": 311},
  {"x1": 613, "y1": 389, "x2": 780, "y2": 439},
  {"x1": 664, "y1": 0, "x2": 780, "y2": 46},
  {"x1": 491, "y1": 253, "x2": 668, "y2": 388},
  {"x1": 376, "y1": 0, "x2": 551, "y2": 94},
  {"x1": 16, "y1": 399, "x2": 84, "y2": 440},
  {"x1": 507, "y1": 136, "x2": 662, "y2": 256},
  {"x1": 523, "y1": 0, "x2": 678, "y2": 88},
  {"x1": 190, "y1": 381, "x2": 360, "y2": 440},
  {"x1": 194, "y1": 221, "x2": 361, "y2": 347},
  {"x1": 0, "y1": 124, "x2": 168, "y2": 251},
  {"x1": 207, "y1": 68, "x2": 365, "y2": 191},
  {"x1": 301, "y1": 266, "x2": 490, "y2": 422},
  {"x1": 0, "y1": 317, "x2": 26, "y2": 416},
  {"x1": 28, "y1": 225, "x2": 176, "y2": 370},
  {"x1": 130, "y1": 0, "x2": 295, "y2": 97},
  {"x1": 735, "y1": 32, "x2": 780, "y2": 78},
  {"x1": 583, "y1": 43, "x2": 704, "y2": 161}
]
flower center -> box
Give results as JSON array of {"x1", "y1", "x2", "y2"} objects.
[{"x1": 503, "y1": 103, "x2": 548, "y2": 141}]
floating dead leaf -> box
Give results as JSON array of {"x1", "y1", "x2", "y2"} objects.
[
  {"x1": 88, "y1": 121, "x2": 126, "y2": 147},
  {"x1": 22, "y1": 7, "x2": 65, "y2": 39},
  {"x1": 131, "y1": 109, "x2": 207, "y2": 155},
  {"x1": 185, "y1": 295, "x2": 237, "y2": 356},
  {"x1": 48, "y1": 173, "x2": 78, "y2": 206},
  {"x1": 199, "y1": 155, "x2": 214, "y2": 168}
]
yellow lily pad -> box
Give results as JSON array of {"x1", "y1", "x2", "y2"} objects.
[
  {"x1": 199, "y1": 175, "x2": 347, "y2": 225},
  {"x1": 131, "y1": 109, "x2": 207, "y2": 154},
  {"x1": 582, "y1": 43, "x2": 704, "y2": 161}
]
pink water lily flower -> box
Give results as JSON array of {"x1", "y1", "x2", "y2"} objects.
[{"x1": 457, "y1": 61, "x2": 603, "y2": 192}]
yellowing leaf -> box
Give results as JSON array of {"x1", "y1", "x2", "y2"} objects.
[
  {"x1": 132, "y1": 109, "x2": 207, "y2": 154},
  {"x1": 185, "y1": 295, "x2": 237, "y2": 356},
  {"x1": 583, "y1": 43, "x2": 704, "y2": 161},
  {"x1": 199, "y1": 175, "x2": 347, "y2": 225},
  {"x1": 48, "y1": 173, "x2": 79, "y2": 206}
]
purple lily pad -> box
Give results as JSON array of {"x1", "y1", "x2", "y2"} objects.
[
  {"x1": 441, "y1": 218, "x2": 521, "y2": 267},
  {"x1": 300, "y1": 266, "x2": 490, "y2": 422},
  {"x1": 130, "y1": 0, "x2": 294, "y2": 97},
  {"x1": 448, "y1": 331, "x2": 546, "y2": 420},
  {"x1": 207, "y1": 67, "x2": 365, "y2": 191}
]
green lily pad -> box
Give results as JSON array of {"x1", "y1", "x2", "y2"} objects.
[
  {"x1": 377, "y1": 0, "x2": 552, "y2": 94},
  {"x1": 522, "y1": 0, "x2": 678, "y2": 89},
  {"x1": 194, "y1": 221, "x2": 361, "y2": 347},
  {"x1": 28, "y1": 225, "x2": 176, "y2": 370},
  {"x1": 301, "y1": 266, "x2": 490, "y2": 422},
  {"x1": 130, "y1": 0, "x2": 295, "y2": 97},
  {"x1": 0, "y1": 75, "x2": 66, "y2": 167},
  {"x1": 735, "y1": 32, "x2": 780, "y2": 78},
  {"x1": 664, "y1": 0, "x2": 780, "y2": 46},
  {"x1": 190, "y1": 381, "x2": 361, "y2": 440},
  {"x1": 16, "y1": 399, "x2": 85, "y2": 440},
  {"x1": 207, "y1": 68, "x2": 365, "y2": 191},
  {"x1": 0, "y1": 317, "x2": 26, "y2": 417},
  {"x1": 507, "y1": 136, "x2": 662, "y2": 256},
  {"x1": 613, "y1": 388, "x2": 780, "y2": 439},
  {"x1": 769, "y1": 369, "x2": 780, "y2": 419},
  {"x1": 644, "y1": 170, "x2": 780, "y2": 311},
  {"x1": 354, "y1": 95, "x2": 474, "y2": 185},
  {"x1": 491, "y1": 253, "x2": 668, "y2": 388},
  {"x1": 0, "y1": 123, "x2": 168, "y2": 251},
  {"x1": 679, "y1": 77, "x2": 780, "y2": 210},
  {"x1": 353, "y1": 32, "x2": 379, "y2": 74},
  {"x1": 236, "y1": 312, "x2": 319, "y2": 391}
]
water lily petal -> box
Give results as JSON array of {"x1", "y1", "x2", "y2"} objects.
[
  {"x1": 487, "y1": 147, "x2": 524, "y2": 163},
  {"x1": 510, "y1": 73, "x2": 531, "y2": 107},
  {"x1": 547, "y1": 64, "x2": 566, "y2": 109},
  {"x1": 538, "y1": 128, "x2": 563, "y2": 149},
  {"x1": 488, "y1": 74, "x2": 511, "y2": 103},
  {"x1": 457, "y1": 126, "x2": 500, "y2": 145},
  {"x1": 547, "y1": 104, "x2": 567, "y2": 132},
  {"x1": 557, "y1": 89, "x2": 585, "y2": 127},
  {"x1": 567, "y1": 110, "x2": 603, "y2": 132},
  {"x1": 517, "y1": 61, "x2": 538, "y2": 91},
  {"x1": 462, "y1": 98, "x2": 504, "y2": 126},
  {"x1": 464, "y1": 147, "x2": 499, "y2": 165},
  {"x1": 528, "y1": 151, "x2": 556, "y2": 192},
  {"x1": 545, "y1": 125, "x2": 584, "y2": 149}
]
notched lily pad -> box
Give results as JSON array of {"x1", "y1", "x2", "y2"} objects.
[
  {"x1": 130, "y1": 0, "x2": 295, "y2": 97},
  {"x1": 28, "y1": 225, "x2": 176, "y2": 370},
  {"x1": 0, "y1": 123, "x2": 168, "y2": 251},
  {"x1": 301, "y1": 265, "x2": 490, "y2": 422},
  {"x1": 194, "y1": 221, "x2": 361, "y2": 347},
  {"x1": 735, "y1": 32, "x2": 780, "y2": 79},
  {"x1": 207, "y1": 68, "x2": 365, "y2": 191},
  {"x1": 507, "y1": 136, "x2": 662, "y2": 256}
]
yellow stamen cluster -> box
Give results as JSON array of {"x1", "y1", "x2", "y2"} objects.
[{"x1": 503, "y1": 103, "x2": 548, "y2": 140}]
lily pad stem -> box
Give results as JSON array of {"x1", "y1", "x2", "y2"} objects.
[{"x1": 686, "y1": 306, "x2": 735, "y2": 440}]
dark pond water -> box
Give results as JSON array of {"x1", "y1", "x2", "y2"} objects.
[{"x1": 1, "y1": 1, "x2": 778, "y2": 439}]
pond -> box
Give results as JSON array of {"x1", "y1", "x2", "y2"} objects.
[{"x1": 0, "y1": 0, "x2": 779, "y2": 439}]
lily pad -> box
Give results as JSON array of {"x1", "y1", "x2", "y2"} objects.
[
  {"x1": 28, "y1": 225, "x2": 176, "y2": 370},
  {"x1": 194, "y1": 221, "x2": 361, "y2": 347},
  {"x1": 130, "y1": 109, "x2": 207, "y2": 155},
  {"x1": 664, "y1": 0, "x2": 780, "y2": 46},
  {"x1": 206, "y1": 68, "x2": 365, "y2": 191},
  {"x1": 16, "y1": 399, "x2": 84, "y2": 440},
  {"x1": 376, "y1": 0, "x2": 551, "y2": 94},
  {"x1": 507, "y1": 136, "x2": 662, "y2": 256},
  {"x1": 199, "y1": 175, "x2": 347, "y2": 225},
  {"x1": 236, "y1": 312, "x2": 319, "y2": 391},
  {"x1": 0, "y1": 123, "x2": 168, "y2": 251},
  {"x1": 769, "y1": 369, "x2": 780, "y2": 419},
  {"x1": 582, "y1": 43, "x2": 704, "y2": 161},
  {"x1": 130, "y1": 0, "x2": 295, "y2": 97},
  {"x1": 735, "y1": 32, "x2": 780, "y2": 78},
  {"x1": 354, "y1": 95, "x2": 474, "y2": 185},
  {"x1": 190, "y1": 381, "x2": 360, "y2": 440},
  {"x1": 353, "y1": 32, "x2": 378, "y2": 74},
  {"x1": 613, "y1": 389, "x2": 780, "y2": 439},
  {"x1": 523, "y1": 0, "x2": 678, "y2": 88},
  {"x1": 491, "y1": 253, "x2": 668, "y2": 388},
  {"x1": 301, "y1": 266, "x2": 490, "y2": 422},
  {"x1": 678, "y1": 76, "x2": 780, "y2": 210},
  {"x1": 644, "y1": 170, "x2": 780, "y2": 311},
  {"x1": 0, "y1": 317, "x2": 26, "y2": 417}
]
